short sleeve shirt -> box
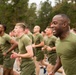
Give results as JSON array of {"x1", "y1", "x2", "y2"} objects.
[
  {"x1": 34, "y1": 33, "x2": 44, "y2": 50},
  {"x1": 18, "y1": 34, "x2": 32, "y2": 54},
  {"x1": 44, "y1": 35, "x2": 57, "y2": 54},
  {"x1": 0, "y1": 33, "x2": 12, "y2": 53},
  {"x1": 27, "y1": 32, "x2": 34, "y2": 44},
  {"x1": 56, "y1": 32, "x2": 76, "y2": 75}
]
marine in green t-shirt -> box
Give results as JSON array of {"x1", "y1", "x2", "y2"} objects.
[
  {"x1": 56, "y1": 32, "x2": 76, "y2": 75},
  {"x1": 0, "y1": 24, "x2": 18, "y2": 75},
  {"x1": 49, "y1": 14, "x2": 76, "y2": 75},
  {"x1": 12, "y1": 23, "x2": 35, "y2": 75},
  {"x1": 32, "y1": 25, "x2": 48, "y2": 75},
  {"x1": 18, "y1": 34, "x2": 35, "y2": 75},
  {"x1": 44, "y1": 35, "x2": 57, "y2": 65},
  {"x1": 0, "y1": 33, "x2": 16, "y2": 69},
  {"x1": 33, "y1": 33, "x2": 44, "y2": 61},
  {"x1": 42, "y1": 26, "x2": 57, "y2": 74}
]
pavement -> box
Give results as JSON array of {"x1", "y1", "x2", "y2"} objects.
[{"x1": 39, "y1": 68, "x2": 62, "y2": 75}]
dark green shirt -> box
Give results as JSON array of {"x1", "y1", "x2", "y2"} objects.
[
  {"x1": 0, "y1": 33, "x2": 12, "y2": 53},
  {"x1": 56, "y1": 32, "x2": 76, "y2": 75},
  {"x1": 18, "y1": 34, "x2": 33, "y2": 63},
  {"x1": 27, "y1": 32, "x2": 34, "y2": 44},
  {"x1": 34, "y1": 33, "x2": 44, "y2": 51},
  {"x1": 44, "y1": 35, "x2": 57, "y2": 54},
  {"x1": 18, "y1": 34, "x2": 35, "y2": 75}
]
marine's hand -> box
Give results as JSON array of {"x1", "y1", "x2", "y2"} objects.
[
  {"x1": 10, "y1": 52, "x2": 18, "y2": 59},
  {"x1": 32, "y1": 44, "x2": 36, "y2": 48},
  {"x1": 47, "y1": 46, "x2": 52, "y2": 51}
]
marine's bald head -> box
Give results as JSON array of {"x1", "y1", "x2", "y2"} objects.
[
  {"x1": 33, "y1": 25, "x2": 41, "y2": 33},
  {"x1": 53, "y1": 14, "x2": 70, "y2": 25}
]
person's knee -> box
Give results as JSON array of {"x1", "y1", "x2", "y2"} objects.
[{"x1": 47, "y1": 64, "x2": 54, "y2": 72}]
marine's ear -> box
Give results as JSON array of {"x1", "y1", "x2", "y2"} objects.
[{"x1": 63, "y1": 21, "x2": 68, "y2": 28}]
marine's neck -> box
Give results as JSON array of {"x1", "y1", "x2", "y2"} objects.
[
  {"x1": 34, "y1": 32, "x2": 39, "y2": 35},
  {"x1": 47, "y1": 34, "x2": 53, "y2": 38},
  {"x1": 60, "y1": 30, "x2": 70, "y2": 40},
  {"x1": 0, "y1": 31, "x2": 4, "y2": 36},
  {"x1": 18, "y1": 32, "x2": 24, "y2": 38}
]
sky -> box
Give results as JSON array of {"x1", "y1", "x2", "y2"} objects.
[{"x1": 29, "y1": 0, "x2": 55, "y2": 7}]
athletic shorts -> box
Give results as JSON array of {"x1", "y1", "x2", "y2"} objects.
[
  {"x1": 20, "y1": 61, "x2": 35, "y2": 75},
  {"x1": 3, "y1": 53, "x2": 15, "y2": 69},
  {"x1": 48, "y1": 53, "x2": 57, "y2": 65},
  {"x1": 36, "y1": 50, "x2": 44, "y2": 61}
]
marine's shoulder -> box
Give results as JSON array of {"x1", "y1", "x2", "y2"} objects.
[
  {"x1": 22, "y1": 34, "x2": 30, "y2": 39},
  {"x1": 51, "y1": 35, "x2": 57, "y2": 39},
  {"x1": 69, "y1": 32, "x2": 76, "y2": 40},
  {"x1": 2, "y1": 33, "x2": 10, "y2": 39}
]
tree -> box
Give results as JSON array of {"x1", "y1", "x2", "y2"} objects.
[
  {"x1": 36, "y1": 0, "x2": 52, "y2": 31},
  {"x1": 0, "y1": 0, "x2": 29, "y2": 33},
  {"x1": 25, "y1": 3, "x2": 37, "y2": 31},
  {"x1": 52, "y1": 1, "x2": 76, "y2": 28}
]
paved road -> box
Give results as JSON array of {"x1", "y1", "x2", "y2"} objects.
[{"x1": 39, "y1": 68, "x2": 62, "y2": 75}]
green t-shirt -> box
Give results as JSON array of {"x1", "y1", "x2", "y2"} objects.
[
  {"x1": 56, "y1": 32, "x2": 76, "y2": 75},
  {"x1": 44, "y1": 35, "x2": 57, "y2": 54},
  {"x1": 0, "y1": 33, "x2": 15, "y2": 69},
  {"x1": 18, "y1": 34, "x2": 35, "y2": 75},
  {"x1": 18, "y1": 34, "x2": 33, "y2": 62},
  {"x1": 18, "y1": 34, "x2": 31, "y2": 54},
  {"x1": 44, "y1": 35, "x2": 57, "y2": 65},
  {"x1": 0, "y1": 33, "x2": 12, "y2": 53},
  {"x1": 34, "y1": 33, "x2": 44, "y2": 61},
  {"x1": 27, "y1": 32, "x2": 34, "y2": 44},
  {"x1": 34, "y1": 33, "x2": 44, "y2": 51}
]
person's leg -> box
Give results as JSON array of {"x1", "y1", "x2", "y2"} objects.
[
  {"x1": 33, "y1": 56, "x2": 41, "y2": 75},
  {"x1": 40, "y1": 60, "x2": 49, "y2": 67},
  {"x1": 0, "y1": 65, "x2": 3, "y2": 75},
  {"x1": 3, "y1": 68, "x2": 10, "y2": 75},
  {"x1": 47, "y1": 64, "x2": 54, "y2": 73},
  {"x1": 35, "y1": 50, "x2": 45, "y2": 75},
  {"x1": 3, "y1": 53, "x2": 15, "y2": 75},
  {"x1": 57, "y1": 68, "x2": 63, "y2": 73},
  {"x1": 13, "y1": 69, "x2": 20, "y2": 75},
  {"x1": 35, "y1": 61, "x2": 40, "y2": 75},
  {"x1": 40, "y1": 60, "x2": 49, "y2": 74},
  {"x1": 10, "y1": 68, "x2": 14, "y2": 75},
  {"x1": 62, "y1": 68, "x2": 66, "y2": 75},
  {"x1": 47, "y1": 53, "x2": 57, "y2": 73}
]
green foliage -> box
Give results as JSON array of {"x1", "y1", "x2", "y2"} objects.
[
  {"x1": 0, "y1": 0, "x2": 29, "y2": 33},
  {"x1": 25, "y1": 3, "x2": 37, "y2": 31},
  {"x1": 36, "y1": 0, "x2": 52, "y2": 31},
  {"x1": 0, "y1": 0, "x2": 76, "y2": 32},
  {"x1": 52, "y1": 1, "x2": 76, "y2": 28}
]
